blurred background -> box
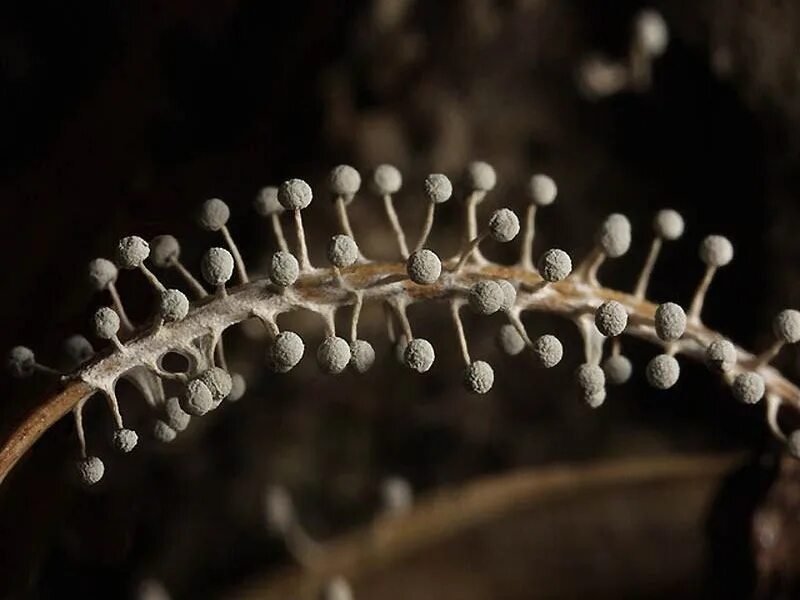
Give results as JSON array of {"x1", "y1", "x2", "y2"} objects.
[{"x1": 2, "y1": 0, "x2": 800, "y2": 597}]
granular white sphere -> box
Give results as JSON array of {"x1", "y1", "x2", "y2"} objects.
[
  {"x1": 773, "y1": 309, "x2": 800, "y2": 344},
  {"x1": 317, "y1": 336, "x2": 352, "y2": 375},
  {"x1": 699, "y1": 235, "x2": 733, "y2": 267},
  {"x1": 653, "y1": 209, "x2": 684, "y2": 240},
  {"x1": 93, "y1": 307, "x2": 120, "y2": 340},
  {"x1": 576, "y1": 363, "x2": 605, "y2": 395},
  {"x1": 496, "y1": 280, "x2": 517, "y2": 311},
  {"x1": 116, "y1": 236, "x2": 150, "y2": 269},
  {"x1": 538, "y1": 248, "x2": 572, "y2": 282},
  {"x1": 76, "y1": 456, "x2": 105, "y2": 485},
  {"x1": 181, "y1": 379, "x2": 213, "y2": 416},
  {"x1": 488, "y1": 208, "x2": 520, "y2": 242},
  {"x1": 112, "y1": 428, "x2": 138, "y2": 453},
  {"x1": 164, "y1": 396, "x2": 190, "y2": 431},
  {"x1": 350, "y1": 340, "x2": 375, "y2": 373},
  {"x1": 198, "y1": 367, "x2": 233, "y2": 404},
  {"x1": 603, "y1": 354, "x2": 633, "y2": 385},
  {"x1": 647, "y1": 357, "x2": 676, "y2": 390},
  {"x1": 533, "y1": 334, "x2": 563, "y2": 368},
  {"x1": 198, "y1": 198, "x2": 230, "y2": 231},
  {"x1": 528, "y1": 174, "x2": 557, "y2": 206},
  {"x1": 201, "y1": 247, "x2": 234, "y2": 287},
  {"x1": 586, "y1": 389, "x2": 607, "y2": 409},
  {"x1": 595, "y1": 300, "x2": 628, "y2": 337},
  {"x1": 423, "y1": 173, "x2": 453, "y2": 204},
  {"x1": 150, "y1": 235, "x2": 181, "y2": 268},
  {"x1": 466, "y1": 161, "x2": 497, "y2": 192},
  {"x1": 646, "y1": 354, "x2": 680, "y2": 389},
  {"x1": 597, "y1": 213, "x2": 631, "y2": 258},
  {"x1": 406, "y1": 249, "x2": 442, "y2": 285},
  {"x1": 706, "y1": 338, "x2": 737, "y2": 373},
  {"x1": 278, "y1": 178, "x2": 313, "y2": 210},
  {"x1": 87, "y1": 258, "x2": 118, "y2": 290},
  {"x1": 788, "y1": 431, "x2": 800, "y2": 459},
  {"x1": 469, "y1": 280, "x2": 504, "y2": 315},
  {"x1": 404, "y1": 338, "x2": 435, "y2": 373},
  {"x1": 63, "y1": 335, "x2": 94, "y2": 367},
  {"x1": 269, "y1": 331, "x2": 305, "y2": 373},
  {"x1": 159, "y1": 289, "x2": 189, "y2": 322},
  {"x1": 228, "y1": 373, "x2": 247, "y2": 401},
  {"x1": 254, "y1": 186, "x2": 283, "y2": 216},
  {"x1": 319, "y1": 577, "x2": 353, "y2": 600},
  {"x1": 372, "y1": 164, "x2": 402, "y2": 195},
  {"x1": 326, "y1": 234, "x2": 359, "y2": 268},
  {"x1": 8, "y1": 346, "x2": 35, "y2": 378},
  {"x1": 269, "y1": 251, "x2": 299, "y2": 287},
  {"x1": 635, "y1": 9, "x2": 669, "y2": 56},
  {"x1": 497, "y1": 324, "x2": 526, "y2": 356},
  {"x1": 464, "y1": 360, "x2": 494, "y2": 394},
  {"x1": 655, "y1": 302, "x2": 686, "y2": 342},
  {"x1": 329, "y1": 165, "x2": 361, "y2": 198},
  {"x1": 732, "y1": 372, "x2": 765, "y2": 404},
  {"x1": 153, "y1": 420, "x2": 177, "y2": 443}
]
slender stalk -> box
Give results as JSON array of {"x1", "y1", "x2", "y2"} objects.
[
  {"x1": 633, "y1": 237, "x2": 662, "y2": 299},
  {"x1": 415, "y1": 202, "x2": 436, "y2": 252},
  {"x1": 272, "y1": 214, "x2": 289, "y2": 254},
  {"x1": 108, "y1": 282, "x2": 134, "y2": 331},
  {"x1": 519, "y1": 203, "x2": 537, "y2": 270},
  {"x1": 454, "y1": 232, "x2": 488, "y2": 272},
  {"x1": 688, "y1": 265, "x2": 716, "y2": 323},
  {"x1": 335, "y1": 196, "x2": 357, "y2": 240},
  {"x1": 221, "y1": 225, "x2": 249, "y2": 284},
  {"x1": 174, "y1": 259, "x2": 208, "y2": 298},
  {"x1": 350, "y1": 292, "x2": 363, "y2": 343},
  {"x1": 450, "y1": 301, "x2": 471, "y2": 365},
  {"x1": 139, "y1": 264, "x2": 166, "y2": 292},
  {"x1": 382, "y1": 194, "x2": 409, "y2": 259},
  {"x1": 73, "y1": 403, "x2": 88, "y2": 457},
  {"x1": 293, "y1": 210, "x2": 312, "y2": 272}
]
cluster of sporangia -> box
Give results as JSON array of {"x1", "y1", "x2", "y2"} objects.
[{"x1": 7, "y1": 161, "x2": 800, "y2": 486}]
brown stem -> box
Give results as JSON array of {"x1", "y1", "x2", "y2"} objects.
[
  {"x1": 231, "y1": 453, "x2": 740, "y2": 600},
  {"x1": 0, "y1": 381, "x2": 95, "y2": 484}
]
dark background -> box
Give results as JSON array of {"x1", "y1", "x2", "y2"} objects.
[{"x1": 0, "y1": 1, "x2": 799, "y2": 598}]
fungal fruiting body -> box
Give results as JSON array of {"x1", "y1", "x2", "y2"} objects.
[{"x1": 6, "y1": 161, "x2": 800, "y2": 489}]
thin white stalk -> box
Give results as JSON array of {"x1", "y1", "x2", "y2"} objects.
[
  {"x1": 633, "y1": 236, "x2": 662, "y2": 299},
  {"x1": 383, "y1": 194, "x2": 409, "y2": 259},
  {"x1": 350, "y1": 292, "x2": 363, "y2": 343},
  {"x1": 73, "y1": 403, "x2": 87, "y2": 457},
  {"x1": 415, "y1": 202, "x2": 436, "y2": 252},
  {"x1": 139, "y1": 264, "x2": 166, "y2": 292},
  {"x1": 450, "y1": 301, "x2": 471, "y2": 365},
  {"x1": 293, "y1": 210, "x2": 312, "y2": 272},
  {"x1": 271, "y1": 213, "x2": 289, "y2": 254},
  {"x1": 519, "y1": 204, "x2": 537, "y2": 270},
  {"x1": 454, "y1": 232, "x2": 488, "y2": 272},
  {"x1": 221, "y1": 225, "x2": 249, "y2": 284},
  {"x1": 174, "y1": 259, "x2": 208, "y2": 298},
  {"x1": 108, "y1": 282, "x2": 134, "y2": 331},
  {"x1": 688, "y1": 265, "x2": 716, "y2": 324}
]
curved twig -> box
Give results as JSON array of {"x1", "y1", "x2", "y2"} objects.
[
  {"x1": 230, "y1": 453, "x2": 740, "y2": 600},
  {"x1": 0, "y1": 260, "x2": 795, "y2": 486}
]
